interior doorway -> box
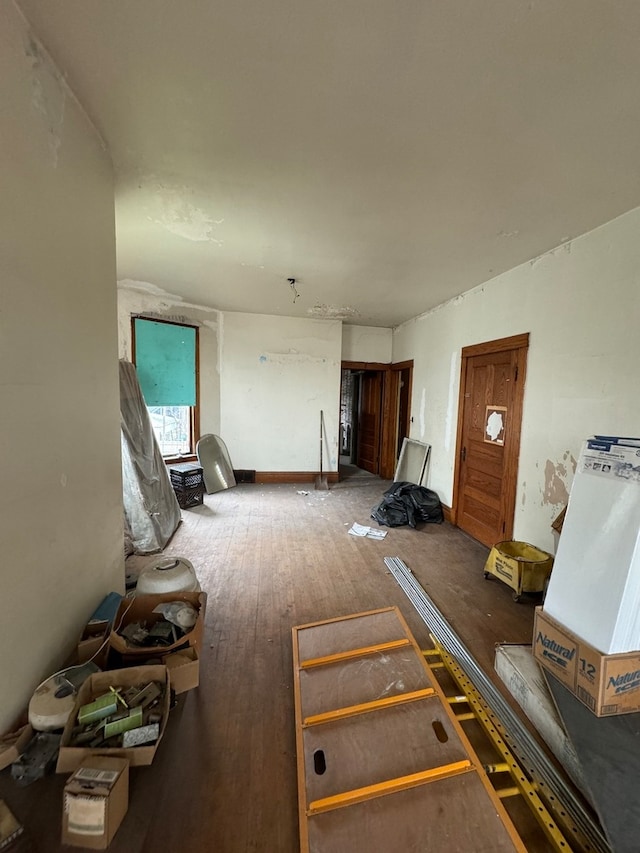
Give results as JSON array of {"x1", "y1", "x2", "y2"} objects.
[
  {"x1": 452, "y1": 334, "x2": 529, "y2": 547},
  {"x1": 340, "y1": 361, "x2": 413, "y2": 479}
]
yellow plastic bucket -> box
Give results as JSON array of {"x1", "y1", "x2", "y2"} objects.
[{"x1": 483, "y1": 540, "x2": 554, "y2": 601}]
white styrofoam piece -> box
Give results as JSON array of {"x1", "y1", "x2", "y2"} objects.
[
  {"x1": 544, "y1": 438, "x2": 640, "y2": 654},
  {"x1": 494, "y1": 644, "x2": 592, "y2": 805}
]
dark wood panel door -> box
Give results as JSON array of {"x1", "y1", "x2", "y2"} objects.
[
  {"x1": 357, "y1": 371, "x2": 382, "y2": 474},
  {"x1": 455, "y1": 336, "x2": 528, "y2": 547}
]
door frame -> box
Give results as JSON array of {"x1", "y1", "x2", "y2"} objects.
[
  {"x1": 341, "y1": 360, "x2": 413, "y2": 479},
  {"x1": 451, "y1": 333, "x2": 529, "y2": 541}
]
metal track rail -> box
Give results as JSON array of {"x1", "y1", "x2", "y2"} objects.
[{"x1": 385, "y1": 556, "x2": 610, "y2": 853}]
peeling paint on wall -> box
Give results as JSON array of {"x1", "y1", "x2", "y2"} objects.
[
  {"x1": 530, "y1": 239, "x2": 574, "y2": 268},
  {"x1": 542, "y1": 455, "x2": 576, "y2": 507},
  {"x1": 309, "y1": 303, "x2": 358, "y2": 320}
]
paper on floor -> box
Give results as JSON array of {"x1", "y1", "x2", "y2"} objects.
[{"x1": 348, "y1": 522, "x2": 387, "y2": 540}]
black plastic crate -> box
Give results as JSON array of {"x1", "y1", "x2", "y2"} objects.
[
  {"x1": 169, "y1": 464, "x2": 204, "y2": 490},
  {"x1": 174, "y1": 484, "x2": 204, "y2": 509}
]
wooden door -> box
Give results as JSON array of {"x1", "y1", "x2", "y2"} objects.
[
  {"x1": 453, "y1": 334, "x2": 528, "y2": 548},
  {"x1": 397, "y1": 367, "x2": 412, "y2": 457},
  {"x1": 357, "y1": 371, "x2": 382, "y2": 474}
]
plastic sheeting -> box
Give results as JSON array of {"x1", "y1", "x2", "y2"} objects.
[
  {"x1": 120, "y1": 360, "x2": 181, "y2": 554},
  {"x1": 371, "y1": 481, "x2": 444, "y2": 528}
]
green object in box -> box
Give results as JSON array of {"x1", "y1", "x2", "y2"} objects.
[
  {"x1": 77, "y1": 693, "x2": 118, "y2": 725},
  {"x1": 103, "y1": 707, "x2": 143, "y2": 739},
  {"x1": 484, "y1": 540, "x2": 554, "y2": 602}
]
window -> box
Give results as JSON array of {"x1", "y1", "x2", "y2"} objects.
[
  {"x1": 147, "y1": 405, "x2": 192, "y2": 456},
  {"x1": 132, "y1": 317, "x2": 199, "y2": 458}
]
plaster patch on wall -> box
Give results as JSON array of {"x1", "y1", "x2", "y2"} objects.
[
  {"x1": 419, "y1": 388, "x2": 426, "y2": 440},
  {"x1": 542, "y1": 458, "x2": 571, "y2": 507},
  {"x1": 155, "y1": 201, "x2": 222, "y2": 243},
  {"x1": 118, "y1": 279, "x2": 219, "y2": 315},
  {"x1": 144, "y1": 182, "x2": 224, "y2": 243},
  {"x1": 117, "y1": 279, "x2": 219, "y2": 359},
  {"x1": 24, "y1": 36, "x2": 66, "y2": 167},
  {"x1": 309, "y1": 303, "x2": 359, "y2": 320}
]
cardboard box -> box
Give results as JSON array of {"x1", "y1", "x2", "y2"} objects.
[
  {"x1": 77, "y1": 620, "x2": 110, "y2": 666},
  {"x1": 109, "y1": 591, "x2": 206, "y2": 658},
  {"x1": 533, "y1": 607, "x2": 640, "y2": 717},
  {"x1": 164, "y1": 647, "x2": 199, "y2": 694},
  {"x1": 62, "y1": 756, "x2": 129, "y2": 849},
  {"x1": 56, "y1": 665, "x2": 170, "y2": 773},
  {"x1": 0, "y1": 724, "x2": 33, "y2": 771}
]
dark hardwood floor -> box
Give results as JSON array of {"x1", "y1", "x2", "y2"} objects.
[{"x1": 1, "y1": 469, "x2": 564, "y2": 851}]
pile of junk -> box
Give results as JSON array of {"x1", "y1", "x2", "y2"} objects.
[{"x1": 0, "y1": 555, "x2": 204, "y2": 849}]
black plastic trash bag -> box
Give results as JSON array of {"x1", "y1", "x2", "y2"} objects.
[{"x1": 371, "y1": 481, "x2": 444, "y2": 528}]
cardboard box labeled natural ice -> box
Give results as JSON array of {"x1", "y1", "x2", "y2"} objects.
[{"x1": 533, "y1": 607, "x2": 640, "y2": 717}]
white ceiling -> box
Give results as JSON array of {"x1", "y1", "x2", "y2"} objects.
[{"x1": 17, "y1": 0, "x2": 640, "y2": 327}]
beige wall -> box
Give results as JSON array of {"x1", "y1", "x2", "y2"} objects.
[
  {"x1": 393, "y1": 207, "x2": 640, "y2": 553},
  {"x1": 0, "y1": 4, "x2": 122, "y2": 732},
  {"x1": 221, "y1": 313, "x2": 342, "y2": 472},
  {"x1": 342, "y1": 325, "x2": 392, "y2": 363}
]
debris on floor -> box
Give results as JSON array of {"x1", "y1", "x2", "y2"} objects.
[
  {"x1": 348, "y1": 522, "x2": 387, "y2": 540},
  {"x1": 11, "y1": 732, "x2": 61, "y2": 786}
]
